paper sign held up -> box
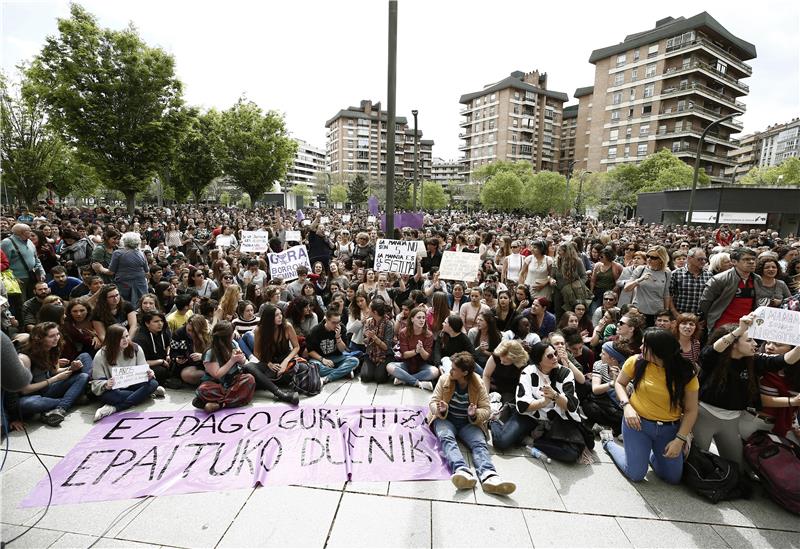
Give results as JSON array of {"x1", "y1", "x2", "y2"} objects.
[
  {"x1": 239, "y1": 231, "x2": 269, "y2": 253},
  {"x1": 111, "y1": 364, "x2": 150, "y2": 389},
  {"x1": 341, "y1": 214, "x2": 351, "y2": 222},
  {"x1": 748, "y1": 306, "x2": 800, "y2": 346},
  {"x1": 438, "y1": 251, "x2": 482, "y2": 282},
  {"x1": 374, "y1": 239, "x2": 421, "y2": 275},
  {"x1": 268, "y1": 244, "x2": 312, "y2": 282},
  {"x1": 285, "y1": 230, "x2": 302, "y2": 242}
]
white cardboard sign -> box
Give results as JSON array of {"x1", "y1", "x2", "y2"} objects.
[
  {"x1": 748, "y1": 306, "x2": 800, "y2": 346},
  {"x1": 239, "y1": 231, "x2": 269, "y2": 253},
  {"x1": 112, "y1": 364, "x2": 150, "y2": 389},
  {"x1": 285, "y1": 230, "x2": 302, "y2": 242},
  {"x1": 373, "y1": 239, "x2": 421, "y2": 275},
  {"x1": 438, "y1": 251, "x2": 482, "y2": 282}
]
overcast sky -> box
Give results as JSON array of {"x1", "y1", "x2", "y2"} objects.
[{"x1": 3, "y1": 0, "x2": 798, "y2": 161}]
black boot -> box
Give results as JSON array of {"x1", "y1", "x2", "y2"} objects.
[{"x1": 274, "y1": 388, "x2": 299, "y2": 405}]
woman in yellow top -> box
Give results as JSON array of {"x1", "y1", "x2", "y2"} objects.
[{"x1": 602, "y1": 328, "x2": 699, "y2": 484}]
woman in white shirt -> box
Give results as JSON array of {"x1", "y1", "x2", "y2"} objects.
[{"x1": 501, "y1": 241, "x2": 524, "y2": 287}]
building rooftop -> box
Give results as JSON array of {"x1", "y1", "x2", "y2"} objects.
[
  {"x1": 326, "y1": 100, "x2": 408, "y2": 127},
  {"x1": 588, "y1": 11, "x2": 756, "y2": 63},
  {"x1": 563, "y1": 105, "x2": 579, "y2": 119},
  {"x1": 574, "y1": 86, "x2": 594, "y2": 98},
  {"x1": 459, "y1": 71, "x2": 568, "y2": 104}
]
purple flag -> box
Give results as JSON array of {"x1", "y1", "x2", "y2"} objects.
[
  {"x1": 296, "y1": 209, "x2": 305, "y2": 221},
  {"x1": 22, "y1": 405, "x2": 450, "y2": 507},
  {"x1": 380, "y1": 212, "x2": 425, "y2": 231},
  {"x1": 368, "y1": 196, "x2": 380, "y2": 215}
]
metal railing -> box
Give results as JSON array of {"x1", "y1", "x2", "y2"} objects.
[
  {"x1": 659, "y1": 82, "x2": 746, "y2": 110},
  {"x1": 664, "y1": 35, "x2": 753, "y2": 76},
  {"x1": 662, "y1": 59, "x2": 749, "y2": 92},
  {"x1": 658, "y1": 104, "x2": 744, "y2": 130}
]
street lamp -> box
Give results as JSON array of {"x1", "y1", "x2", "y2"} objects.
[
  {"x1": 576, "y1": 170, "x2": 592, "y2": 216},
  {"x1": 412, "y1": 109, "x2": 419, "y2": 209},
  {"x1": 687, "y1": 111, "x2": 742, "y2": 222},
  {"x1": 385, "y1": 0, "x2": 398, "y2": 235}
]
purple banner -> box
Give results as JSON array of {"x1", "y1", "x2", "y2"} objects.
[
  {"x1": 296, "y1": 209, "x2": 305, "y2": 221},
  {"x1": 368, "y1": 196, "x2": 380, "y2": 215},
  {"x1": 22, "y1": 405, "x2": 449, "y2": 507},
  {"x1": 380, "y1": 212, "x2": 424, "y2": 231}
]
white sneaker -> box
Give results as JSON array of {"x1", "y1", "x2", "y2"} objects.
[
  {"x1": 418, "y1": 381, "x2": 433, "y2": 391},
  {"x1": 93, "y1": 404, "x2": 117, "y2": 423},
  {"x1": 152, "y1": 386, "x2": 167, "y2": 398},
  {"x1": 320, "y1": 376, "x2": 330, "y2": 386},
  {"x1": 393, "y1": 377, "x2": 403, "y2": 386},
  {"x1": 450, "y1": 468, "x2": 477, "y2": 490},
  {"x1": 600, "y1": 430, "x2": 614, "y2": 445},
  {"x1": 481, "y1": 473, "x2": 516, "y2": 495}
]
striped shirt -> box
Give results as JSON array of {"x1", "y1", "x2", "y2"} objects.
[
  {"x1": 447, "y1": 384, "x2": 470, "y2": 421},
  {"x1": 232, "y1": 316, "x2": 260, "y2": 338}
]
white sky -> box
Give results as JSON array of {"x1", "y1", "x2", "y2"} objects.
[{"x1": 2, "y1": 0, "x2": 799, "y2": 161}]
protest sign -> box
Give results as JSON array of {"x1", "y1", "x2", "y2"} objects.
[
  {"x1": 22, "y1": 405, "x2": 450, "y2": 507},
  {"x1": 438, "y1": 251, "x2": 482, "y2": 282},
  {"x1": 302, "y1": 220, "x2": 311, "y2": 226},
  {"x1": 215, "y1": 235, "x2": 233, "y2": 248},
  {"x1": 374, "y1": 239, "x2": 421, "y2": 275},
  {"x1": 111, "y1": 365, "x2": 150, "y2": 389},
  {"x1": 341, "y1": 214, "x2": 351, "y2": 223},
  {"x1": 748, "y1": 306, "x2": 800, "y2": 346},
  {"x1": 367, "y1": 215, "x2": 376, "y2": 223},
  {"x1": 239, "y1": 231, "x2": 269, "y2": 253},
  {"x1": 320, "y1": 216, "x2": 330, "y2": 225},
  {"x1": 285, "y1": 230, "x2": 302, "y2": 242},
  {"x1": 268, "y1": 245, "x2": 311, "y2": 282}
]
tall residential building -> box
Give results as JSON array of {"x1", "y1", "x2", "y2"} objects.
[
  {"x1": 559, "y1": 105, "x2": 578, "y2": 175},
  {"x1": 585, "y1": 12, "x2": 755, "y2": 183},
  {"x1": 285, "y1": 139, "x2": 326, "y2": 193},
  {"x1": 458, "y1": 70, "x2": 567, "y2": 180},
  {"x1": 727, "y1": 118, "x2": 800, "y2": 179},
  {"x1": 573, "y1": 86, "x2": 594, "y2": 173},
  {"x1": 325, "y1": 100, "x2": 433, "y2": 183},
  {"x1": 431, "y1": 157, "x2": 464, "y2": 188}
]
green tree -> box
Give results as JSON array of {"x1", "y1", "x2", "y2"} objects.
[
  {"x1": 329, "y1": 184, "x2": 348, "y2": 205},
  {"x1": 49, "y1": 146, "x2": 102, "y2": 200},
  {"x1": 473, "y1": 160, "x2": 533, "y2": 182},
  {"x1": 0, "y1": 73, "x2": 64, "y2": 208},
  {"x1": 218, "y1": 98, "x2": 297, "y2": 206},
  {"x1": 741, "y1": 157, "x2": 800, "y2": 186},
  {"x1": 173, "y1": 109, "x2": 224, "y2": 202},
  {"x1": 394, "y1": 178, "x2": 412, "y2": 209},
  {"x1": 348, "y1": 174, "x2": 368, "y2": 206},
  {"x1": 420, "y1": 180, "x2": 448, "y2": 210},
  {"x1": 637, "y1": 148, "x2": 707, "y2": 192},
  {"x1": 480, "y1": 172, "x2": 523, "y2": 211},
  {"x1": 523, "y1": 171, "x2": 568, "y2": 214},
  {"x1": 28, "y1": 4, "x2": 187, "y2": 213}
]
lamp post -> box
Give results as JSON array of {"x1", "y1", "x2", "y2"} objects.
[
  {"x1": 715, "y1": 163, "x2": 738, "y2": 225},
  {"x1": 385, "y1": 0, "x2": 397, "y2": 235},
  {"x1": 564, "y1": 161, "x2": 576, "y2": 216},
  {"x1": 576, "y1": 170, "x2": 591, "y2": 217},
  {"x1": 687, "y1": 111, "x2": 741, "y2": 222},
  {"x1": 412, "y1": 109, "x2": 419, "y2": 209}
]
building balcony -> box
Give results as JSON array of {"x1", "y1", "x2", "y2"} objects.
[
  {"x1": 664, "y1": 35, "x2": 753, "y2": 77},
  {"x1": 659, "y1": 82, "x2": 746, "y2": 111},
  {"x1": 654, "y1": 128, "x2": 736, "y2": 148},
  {"x1": 657, "y1": 104, "x2": 744, "y2": 131},
  {"x1": 671, "y1": 144, "x2": 737, "y2": 165},
  {"x1": 662, "y1": 59, "x2": 749, "y2": 94}
]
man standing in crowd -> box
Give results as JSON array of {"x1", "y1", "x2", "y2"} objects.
[
  {"x1": 1, "y1": 223, "x2": 45, "y2": 302},
  {"x1": 699, "y1": 247, "x2": 769, "y2": 331},
  {"x1": 669, "y1": 247, "x2": 711, "y2": 317}
]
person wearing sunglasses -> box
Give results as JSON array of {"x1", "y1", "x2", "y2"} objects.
[
  {"x1": 601, "y1": 328, "x2": 698, "y2": 484},
  {"x1": 622, "y1": 246, "x2": 671, "y2": 327},
  {"x1": 490, "y1": 342, "x2": 589, "y2": 462}
]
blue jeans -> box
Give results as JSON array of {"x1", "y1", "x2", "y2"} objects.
[
  {"x1": 100, "y1": 379, "x2": 159, "y2": 411},
  {"x1": 432, "y1": 418, "x2": 496, "y2": 478},
  {"x1": 489, "y1": 411, "x2": 538, "y2": 450},
  {"x1": 387, "y1": 361, "x2": 439, "y2": 386},
  {"x1": 604, "y1": 418, "x2": 683, "y2": 484},
  {"x1": 238, "y1": 332, "x2": 254, "y2": 358},
  {"x1": 309, "y1": 354, "x2": 359, "y2": 382},
  {"x1": 18, "y1": 353, "x2": 93, "y2": 417}
]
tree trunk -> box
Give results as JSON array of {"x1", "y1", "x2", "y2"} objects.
[{"x1": 125, "y1": 191, "x2": 136, "y2": 215}]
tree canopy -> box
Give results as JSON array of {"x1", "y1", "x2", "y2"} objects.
[
  {"x1": 740, "y1": 157, "x2": 800, "y2": 186},
  {"x1": 329, "y1": 184, "x2": 348, "y2": 205},
  {"x1": 420, "y1": 181, "x2": 448, "y2": 210},
  {"x1": 173, "y1": 109, "x2": 224, "y2": 202},
  {"x1": 347, "y1": 174, "x2": 368, "y2": 206}
]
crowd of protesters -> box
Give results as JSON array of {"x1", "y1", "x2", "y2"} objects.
[{"x1": 2, "y1": 201, "x2": 800, "y2": 496}]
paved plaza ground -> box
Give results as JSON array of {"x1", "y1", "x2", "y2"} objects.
[{"x1": 2, "y1": 381, "x2": 799, "y2": 549}]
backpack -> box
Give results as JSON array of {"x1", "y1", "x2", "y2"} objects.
[
  {"x1": 291, "y1": 358, "x2": 321, "y2": 396},
  {"x1": 744, "y1": 431, "x2": 800, "y2": 514},
  {"x1": 61, "y1": 237, "x2": 95, "y2": 266},
  {"x1": 683, "y1": 446, "x2": 751, "y2": 503}
]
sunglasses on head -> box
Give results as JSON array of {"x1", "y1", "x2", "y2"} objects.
[
  {"x1": 544, "y1": 352, "x2": 557, "y2": 360},
  {"x1": 647, "y1": 255, "x2": 660, "y2": 260}
]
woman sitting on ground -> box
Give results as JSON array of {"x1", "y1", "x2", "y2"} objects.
[
  {"x1": 482, "y1": 339, "x2": 528, "y2": 405},
  {"x1": 428, "y1": 351, "x2": 516, "y2": 495},
  {"x1": 91, "y1": 284, "x2": 138, "y2": 344},
  {"x1": 91, "y1": 324, "x2": 163, "y2": 422},
  {"x1": 468, "y1": 311, "x2": 503, "y2": 369},
  {"x1": 132, "y1": 310, "x2": 173, "y2": 386},
  {"x1": 61, "y1": 299, "x2": 100, "y2": 360},
  {"x1": 523, "y1": 297, "x2": 556, "y2": 341},
  {"x1": 602, "y1": 328, "x2": 698, "y2": 483},
  {"x1": 194, "y1": 320, "x2": 256, "y2": 412},
  {"x1": 672, "y1": 313, "x2": 701, "y2": 369},
  {"x1": 387, "y1": 306, "x2": 439, "y2": 391},
  {"x1": 170, "y1": 315, "x2": 211, "y2": 386},
  {"x1": 433, "y1": 314, "x2": 478, "y2": 375},
  {"x1": 583, "y1": 341, "x2": 632, "y2": 438},
  {"x1": 242, "y1": 305, "x2": 300, "y2": 405},
  {"x1": 361, "y1": 299, "x2": 395, "y2": 384},
  {"x1": 17, "y1": 322, "x2": 92, "y2": 426}
]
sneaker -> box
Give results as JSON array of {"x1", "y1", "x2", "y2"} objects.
[
  {"x1": 152, "y1": 386, "x2": 167, "y2": 398},
  {"x1": 418, "y1": 381, "x2": 433, "y2": 391},
  {"x1": 450, "y1": 468, "x2": 477, "y2": 490},
  {"x1": 93, "y1": 404, "x2": 117, "y2": 423},
  {"x1": 591, "y1": 423, "x2": 605, "y2": 436},
  {"x1": 393, "y1": 377, "x2": 403, "y2": 386},
  {"x1": 320, "y1": 376, "x2": 330, "y2": 386},
  {"x1": 192, "y1": 397, "x2": 206, "y2": 410},
  {"x1": 163, "y1": 378, "x2": 184, "y2": 390},
  {"x1": 481, "y1": 473, "x2": 516, "y2": 496},
  {"x1": 600, "y1": 430, "x2": 614, "y2": 446},
  {"x1": 42, "y1": 408, "x2": 66, "y2": 426},
  {"x1": 349, "y1": 370, "x2": 355, "y2": 379}
]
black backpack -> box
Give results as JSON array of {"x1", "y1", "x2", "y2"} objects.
[
  {"x1": 291, "y1": 359, "x2": 321, "y2": 396},
  {"x1": 683, "y1": 446, "x2": 752, "y2": 503}
]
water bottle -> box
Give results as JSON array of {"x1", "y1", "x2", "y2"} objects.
[{"x1": 527, "y1": 445, "x2": 551, "y2": 463}]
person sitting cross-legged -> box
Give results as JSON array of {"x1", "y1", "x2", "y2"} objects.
[{"x1": 306, "y1": 309, "x2": 359, "y2": 385}]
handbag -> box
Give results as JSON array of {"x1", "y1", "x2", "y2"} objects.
[
  {"x1": 8, "y1": 238, "x2": 38, "y2": 281},
  {"x1": 1, "y1": 269, "x2": 21, "y2": 295}
]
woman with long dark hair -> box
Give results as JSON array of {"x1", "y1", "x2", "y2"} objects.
[
  {"x1": 194, "y1": 320, "x2": 256, "y2": 412},
  {"x1": 493, "y1": 289, "x2": 517, "y2": 333},
  {"x1": 170, "y1": 314, "x2": 211, "y2": 386},
  {"x1": 242, "y1": 305, "x2": 300, "y2": 404},
  {"x1": 468, "y1": 311, "x2": 502, "y2": 368},
  {"x1": 524, "y1": 297, "x2": 556, "y2": 340},
  {"x1": 361, "y1": 299, "x2": 395, "y2": 384},
  {"x1": 61, "y1": 299, "x2": 100, "y2": 360},
  {"x1": 693, "y1": 315, "x2": 800, "y2": 468},
  {"x1": 90, "y1": 284, "x2": 138, "y2": 344},
  {"x1": 91, "y1": 324, "x2": 163, "y2": 422},
  {"x1": 154, "y1": 281, "x2": 175, "y2": 313},
  {"x1": 602, "y1": 328, "x2": 698, "y2": 483}
]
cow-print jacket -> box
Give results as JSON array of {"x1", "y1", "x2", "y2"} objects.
[{"x1": 515, "y1": 364, "x2": 582, "y2": 423}]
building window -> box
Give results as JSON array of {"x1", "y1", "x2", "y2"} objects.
[
  {"x1": 631, "y1": 67, "x2": 638, "y2": 81},
  {"x1": 658, "y1": 124, "x2": 667, "y2": 135},
  {"x1": 648, "y1": 44, "x2": 659, "y2": 57},
  {"x1": 639, "y1": 124, "x2": 650, "y2": 136},
  {"x1": 644, "y1": 83, "x2": 655, "y2": 98},
  {"x1": 637, "y1": 143, "x2": 648, "y2": 156},
  {"x1": 616, "y1": 54, "x2": 626, "y2": 67},
  {"x1": 672, "y1": 142, "x2": 681, "y2": 152},
  {"x1": 611, "y1": 110, "x2": 620, "y2": 121},
  {"x1": 512, "y1": 118, "x2": 518, "y2": 127},
  {"x1": 645, "y1": 63, "x2": 657, "y2": 78},
  {"x1": 612, "y1": 92, "x2": 622, "y2": 105},
  {"x1": 715, "y1": 60, "x2": 727, "y2": 75},
  {"x1": 490, "y1": 93, "x2": 496, "y2": 101},
  {"x1": 514, "y1": 91, "x2": 520, "y2": 99},
  {"x1": 608, "y1": 147, "x2": 617, "y2": 159},
  {"x1": 642, "y1": 104, "x2": 653, "y2": 115},
  {"x1": 614, "y1": 73, "x2": 624, "y2": 86},
  {"x1": 609, "y1": 129, "x2": 619, "y2": 141},
  {"x1": 626, "y1": 127, "x2": 632, "y2": 139},
  {"x1": 624, "y1": 146, "x2": 630, "y2": 157},
  {"x1": 630, "y1": 88, "x2": 636, "y2": 100},
  {"x1": 633, "y1": 49, "x2": 640, "y2": 61}
]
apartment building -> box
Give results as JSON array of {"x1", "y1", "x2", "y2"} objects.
[
  {"x1": 727, "y1": 118, "x2": 800, "y2": 179},
  {"x1": 584, "y1": 12, "x2": 755, "y2": 183},
  {"x1": 325, "y1": 100, "x2": 433, "y2": 183},
  {"x1": 559, "y1": 105, "x2": 578, "y2": 175},
  {"x1": 285, "y1": 139, "x2": 326, "y2": 193},
  {"x1": 431, "y1": 157, "x2": 465, "y2": 189},
  {"x1": 458, "y1": 70, "x2": 567, "y2": 181},
  {"x1": 572, "y1": 87, "x2": 594, "y2": 174}
]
